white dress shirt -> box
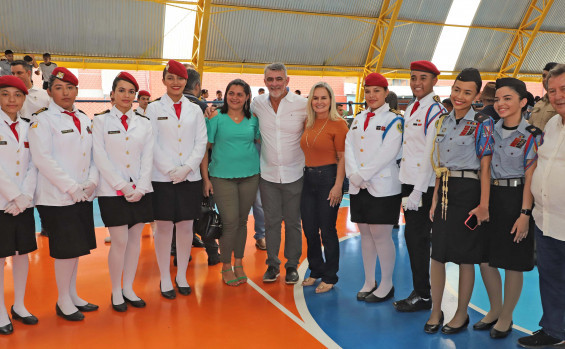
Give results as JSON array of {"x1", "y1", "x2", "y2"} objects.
[
  {"x1": 345, "y1": 103, "x2": 403, "y2": 197},
  {"x1": 531, "y1": 114, "x2": 565, "y2": 241},
  {"x1": 29, "y1": 101, "x2": 98, "y2": 206},
  {"x1": 250, "y1": 92, "x2": 308, "y2": 184},
  {"x1": 399, "y1": 92, "x2": 446, "y2": 192},
  {"x1": 0, "y1": 110, "x2": 37, "y2": 209},
  {"x1": 21, "y1": 86, "x2": 50, "y2": 120},
  {"x1": 145, "y1": 93, "x2": 207, "y2": 182},
  {"x1": 93, "y1": 106, "x2": 154, "y2": 196}
]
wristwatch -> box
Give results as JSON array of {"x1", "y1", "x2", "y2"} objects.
[{"x1": 520, "y1": 209, "x2": 532, "y2": 216}]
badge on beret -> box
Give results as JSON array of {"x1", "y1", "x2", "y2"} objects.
[
  {"x1": 433, "y1": 95, "x2": 441, "y2": 103},
  {"x1": 57, "y1": 72, "x2": 65, "y2": 79}
]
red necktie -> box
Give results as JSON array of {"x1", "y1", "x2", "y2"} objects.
[
  {"x1": 6, "y1": 121, "x2": 19, "y2": 142},
  {"x1": 410, "y1": 101, "x2": 420, "y2": 116},
  {"x1": 173, "y1": 102, "x2": 182, "y2": 119},
  {"x1": 364, "y1": 112, "x2": 375, "y2": 131},
  {"x1": 62, "y1": 110, "x2": 81, "y2": 134},
  {"x1": 121, "y1": 115, "x2": 128, "y2": 131}
]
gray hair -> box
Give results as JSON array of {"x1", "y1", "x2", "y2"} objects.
[
  {"x1": 547, "y1": 63, "x2": 565, "y2": 84},
  {"x1": 10, "y1": 60, "x2": 32, "y2": 73},
  {"x1": 264, "y1": 62, "x2": 287, "y2": 77},
  {"x1": 184, "y1": 68, "x2": 201, "y2": 93}
]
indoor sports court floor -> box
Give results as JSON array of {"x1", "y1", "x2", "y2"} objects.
[{"x1": 1, "y1": 197, "x2": 542, "y2": 348}]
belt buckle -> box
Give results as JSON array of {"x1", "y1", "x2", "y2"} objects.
[
  {"x1": 511, "y1": 179, "x2": 518, "y2": 186},
  {"x1": 493, "y1": 179, "x2": 499, "y2": 186}
]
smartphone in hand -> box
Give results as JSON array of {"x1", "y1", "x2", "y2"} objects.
[{"x1": 465, "y1": 214, "x2": 478, "y2": 230}]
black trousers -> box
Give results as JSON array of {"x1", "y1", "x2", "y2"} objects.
[
  {"x1": 300, "y1": 165, "x2": 340, "y2": 284},
  {"x1": 402, "y1": 184, "x2": 434, "y2": 298}
]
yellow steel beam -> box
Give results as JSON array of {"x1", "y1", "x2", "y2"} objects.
[
  {"x1": 497, "y1": 0, "x2": 554, "y2": 78},
  {"x1": 356, "y1": 0, "x2": 403, "y2": 113},
  {"x1": 191, "y1": 0, "x2": 212, "y2": 78}
]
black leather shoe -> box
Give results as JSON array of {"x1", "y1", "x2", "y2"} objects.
[
  {"x1": 75, "y1": 303, "x2": 99, "y2": 312},
  {"x1": 111, "y1": 295, "x2": 127, "y2": 312},
  {"x1": 285, "y1": 267, "x2": 299, "y2": 284},
  {"x1": 11, "y1": 306, "x2": 38, "y2": 325},
  {"x1": 364, "y1": 286, "x2": 394, "y2": 303},
  {"x1": 393, "y1": 290, "x2": 432, "y2": 312},
  {"x1": 263, "y1": 266, "x2": 280, "y2": 282},
  {"x1": 441, "y1": 315, "x2": 470, "y2": 334},
  {"x1": 123, "y1": 293, "x2": 146, "y2": 308},
  {"x1": 175, "y1": 278, "x2": 192, "y2": 296},
  {"x1": 490, "y1": 322, "x2": 512, "y2": 339},
  {"x1": 207, "y1": 253, "x2": 221, "y2": 266},
  {"x1": 473, "y1": 318, "x2": 498, "y2": 331},
  {"x1": 518, "y1": 329, "x2": 564, "y2": 347},
  {"x1": 55, "y1": 304, "x2": 84, "y2": 321},
  {"x1": 0, "y1": 322, "x2": 13, "y2": 335},
  {"x1": 160, "y1": 282, "x2": 176, "y2": 299},
  {"x1": 356, "y1": 282, "x2": 378, "y2": 301},
  {"x1": 424, "y1": 311, "x2": 444, "y2": 334},
  {"x1": 192, "y1": 235, "x2": 205, "y2": 248}
]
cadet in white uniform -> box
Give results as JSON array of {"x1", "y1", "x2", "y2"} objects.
[
  {"x1": 29, "y1": 67, "x2": 99, "y2": 322},
  {"x1": 93, "y1": 72, "x2": 154, "y2": 312},
  {"x1": 0, "y1": 76, "x2": 38, "y2": 335},
  {"x1": 145, "y1": 60, "x2": 207, "y2": 299},
  {"x1": 345, "y1": 73, "x2": 403, "y2": 303},
  {"x1": 394, "y1": 60, "x2": 446, "y2": 313},
  {"x1": 135, "y1": 90, "x2": 150, "y2": 116},
  {"x1": 9, "y1": 60, "x2": 50, "y2": 120}
]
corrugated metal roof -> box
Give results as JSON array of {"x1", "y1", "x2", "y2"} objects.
[
  {"x1": 212, "y1": 0, "x2": 383, "y2": 17},
  {"x1": 454, "y1": 29, "x2": 514, "y2": 73},
  {"x1": 539, "y1": 0, "x2": 565, "y2": 31},
  {"x1": 207, "y1": 6, "x2": 373, "y2": 66},
  {"x1": 471, "y1": 0, "x2": 530, "y2": 28},
  {"x1": 382, "y1": 24, "x2": 444, "y2": 70},
  {"x1": 519, "y1": 33, "x2": 565, "y2": 74},
  {"x1": 396, "y1": 0, "x2": 452, "y2": 23},
  {"x1": 0, "y1": 0, "x2": 165, "y2": 58}
]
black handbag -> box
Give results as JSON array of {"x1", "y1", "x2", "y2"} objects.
[{"x1": 193, "y1": 196, "x2": 222, "y2": 240}]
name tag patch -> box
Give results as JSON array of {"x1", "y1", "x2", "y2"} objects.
[
  {"x1": 61, "y1": 129, "x2": 74, "y2": 134},
  {"x1": 0, "y1": 141, "x2": 7, "y2": 145},
  {"x1": 351, "y1": 126, "x2": 358, "y2": 130},
  {"x1": 108, "y1": 130, "x2": 121, "y2": 134},
  {"x1": 376, "y1": 126, "x2": 386, "y2": 131},
  {"x1": 158, "y1": 117, "x2": 168, "y2": 120}
]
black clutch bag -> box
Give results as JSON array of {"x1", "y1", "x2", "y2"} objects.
[{"x1": 193, "y1": 196, "x2": 222, "y2": 240}]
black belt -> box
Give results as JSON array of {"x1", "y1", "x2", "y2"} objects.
[
  {"x1": 491, "y1": 178, "x2": 524, "y2": 187},
  {"x1": 447, "y1": 170, "x2": 479, "y2": 180}
]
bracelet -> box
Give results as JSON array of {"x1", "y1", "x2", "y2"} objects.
[{"x1": 520, "y1": 209, "x2": 532, "y2": 216}]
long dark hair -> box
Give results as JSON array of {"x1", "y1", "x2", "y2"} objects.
[{"x1": 219, "y1": 79, "x2": 252, "y2": 118}]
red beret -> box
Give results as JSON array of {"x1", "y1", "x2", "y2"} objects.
[
  {"x1": 138, "y1": 90, "x2": 151, "y2": 98},
  {"x1": 0, "y1": 75, "x2": 28, "y2": 95},
  {"x1": 364, "y1": 73, "x2": 388, "y2": 88},
  {"x1": 165, "y1": 60, "x2": 188, "y2": 79},
  {"x1": 117, "y1": 72, "x2": 139, "y2": 91},
  {"x1": 410, "y1": 60, "x2": 440, "y2": 76},
  {"x1": 52, "y1": 67, "x2": 78, "y2": 86}
]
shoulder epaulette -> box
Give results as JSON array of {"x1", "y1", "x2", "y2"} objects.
[
  {"x1": 78, "y1": 109, "x2": 87, "y2": 115},
  {"x1": 154, "y1": 97, "x2": 161, "y2": 101},
  {"x1": 32, "y1": 107, "x2": 48, "y2": 116},
  {"x1": 135, "y1": 111, "x2": 149, "y2": 120},
  {"x1": 526, "y1": 125, "x2": 542, "y2": 137},
  {"x1": 433, "y1": 95, "x2": 441, "y2": 103},
  {"x1": 439, "y1": 112, "x2": 450, "y2": 119},
  {"x1": 20, "y1": 117, "x2": 31, "y2": 123},
  {"x1": 94, "y1": 109, "x2": 110, "y2": 116},
  {"x1": 474, "y1": 111, "x2": 490, "y2": 123},
  {"x1": 389, "y1": 108, "x2": 403, "y2": 116}
]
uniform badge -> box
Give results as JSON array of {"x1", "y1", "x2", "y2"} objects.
[
  {"x1": 397, "y1": 123, "x2": 403, "y2": 133},
  {"x1": 61, "y1": 129, "x2": 74, "y2": 134},
  {"x1": 86, "y1": 126, "x2": 92, "y2": 134},
  {"x1": 376, "y1": 126, "x2": 386, "y2": 131},
  {"x1": 56, "y1": 72, "x2": 65, "y2": 79},
  {"x1": 351, "y1": 126, "x2": 357, "y2": 130},
  {"x1": 31, "y1": 122, "x2": 38, "y2": 128},
  {"x1": 0, "y1": 141, "x2": 7, "y2": 145},
  {"x1": 510, "y1": 137, "x2": 526, "y2": 148},
  {"x1": 459, "y1": 125, "x2": 476, "y2": 136},
  {"x1": 433, "y1": 95, "x2": 441, "y2": 103},
  {"x1": 108, "y1": 130, "x2": 120, "y2": 134},
  {"x1": 158, "y1": 116, "x2": 168, "y2": 120}
]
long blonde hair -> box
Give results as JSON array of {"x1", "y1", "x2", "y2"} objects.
[{"x1": 306, "y1": 82, "x2": 342, "y2": 128}]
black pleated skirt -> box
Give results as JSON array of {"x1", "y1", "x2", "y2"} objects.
[
  {"x1": 350, "y1": 189, "x2": 402, "y2": 225},
  {"x1": 98, "y1": 193, "x2": 154, "y2": 228},
  {"x1": 152, "y1": 180, "x2": 203, "y2": 223},
  {"x1": 0, "y1": 208, "x2": 37, "y2": 258}
]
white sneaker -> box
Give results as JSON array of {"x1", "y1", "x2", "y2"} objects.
[{"x1": 104, "y1": 235, "x2": 111, "y2": 243}]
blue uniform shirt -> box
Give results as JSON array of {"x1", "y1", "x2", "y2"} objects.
[
  {"x1": 491, "y1": 117, "x2": 543, "y2": 179},
  {"x1": 435, "y1": 108, "x2": 494, "y2": 170}
]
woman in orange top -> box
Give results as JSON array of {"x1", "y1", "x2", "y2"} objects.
[{"x1": 300, "y1": 82, "x2": 349, "y2": 293}]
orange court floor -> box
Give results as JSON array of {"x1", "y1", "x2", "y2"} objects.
[{"x1": 1, "y1": 208, "x2": 360, "y2": 349}]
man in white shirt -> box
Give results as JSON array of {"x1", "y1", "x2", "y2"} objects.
[
  {"x1": 250, "y1": 63, "x2": 307, "y2": 284},
  {"x1": 11, "y1": 60, "x2": 50, "y2": 120},
  {"x1": 36, "y1": 53, "x2": 58, "y2": 90},
  {"x1": 519, "y1": 63, "x2": 565, "y2": 349}
]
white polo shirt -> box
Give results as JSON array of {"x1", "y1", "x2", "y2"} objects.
[
  {"x1": 531, "y1": 114, "x2": 565, "y2": 241},
  {"x1": 251, "y1": 92, "x2": 308, "y2": 184}
]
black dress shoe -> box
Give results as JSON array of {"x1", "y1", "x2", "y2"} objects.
[
  {"x1": 473, "y1": 318, "x2": 498, "y2": 331},
  {"x1": 192, "y1": 235, "x2": 205, "y2": 248},
  {"x1": 424, "y1": 311, "x2": 444, "y2": 334},
  {"x1": 123, "y1": 293, "x2": 146, "y2": 308},
  {"x1": 285, "y1": 267, "x2": 299, "y2": 284},
  {"x1": 207, "y1": 253, "x2": 221, "y2": 266},
  {"x1": 490, "y1": 322, "x2": 512, "y2": 339},
  {"x1": 364, "y1": 286, "x2": 394, "y2": 303},
  {"x1": 393, "y1": 291, "x2": 432, "y2": 312},
  {"x1": 111, "y1": 295, "x2": 127, "y2": 312},
  {"x1": 55, "y1": 304, "x2": 84, "y2": 321},
  {"x1": 356, "y1": 282, "x2": 378, "y2": 301},
  {"x1": 175, "y1": 278, "x2": 192, "y2": 296},
  {"x1": 160, "y1": 282, "x2": 176, "y2": 299},
  {"x1": 10, "y1": 306, "x2": 38, "y2": 325},
  {"x1": 75, "y1": 303, "x2": 99, "y2": 312},
  {"x1": 441, "y1": 315, "x2": 470, "y2": 334},
  {"x1": 0, "y1": 322, "x2": 13, "y2": 335}
]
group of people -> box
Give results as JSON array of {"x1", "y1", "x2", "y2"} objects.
[{"x1": 0, "y1": 56, "x2": 564, "y2": 349}]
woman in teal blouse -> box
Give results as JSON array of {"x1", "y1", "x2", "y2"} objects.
[{"x1": 201, "y1": 79, "x2": 260, "y2": 286}]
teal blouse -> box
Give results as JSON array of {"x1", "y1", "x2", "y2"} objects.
[{"x1": 207, "y1": 112, "x2": 260, "y2": 178}]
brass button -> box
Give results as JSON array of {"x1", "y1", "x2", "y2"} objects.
[
  {"x1": 417, "y1": 163, "x2": 420, "y2": 167},
  {"x1": 178, "y1": 138, "x2": 182, "y2": 142},
  {"x1": 178, "y1": 125, "x2": 181, "y2": 128},
  {"x1": 361, "y1": 136, "x2": 364, "y2": 139},
  {"x1": 361, "y1": 163, "x2": 364, "y2": 167},
  {"x1": 16, "y1": 161, "x2": 20, "y2": 165},
  {"x1": 126, "y1": 164, "x2": 130, "y2": 168},
  {"x1": 360, "y1": 149, "x2": 364, "y2": 152},
  {"x1": 83, "y1": 169, "x2": 85, "y2": 172},
  {"x1": 16, "y1": 172, "x2": 19, "y2": 176},
  {"x1": 83, "y1": 152, "x2": 86, "y2": 156},
  {"x1": 126, "y1": 137, "x2": 129, "y2": 141},
  {"x1": 402, "y1": 158, "x2": 405, "y2": 161},
  {"x1": 179, "y1": 153, "x2": 182, "y2": 156},
  {"x1": 126, "y1": 151, "x2": 129, "y2": 155},
  {"x1": 403, "y1": 141, "x2": 406, "y2": 144}
]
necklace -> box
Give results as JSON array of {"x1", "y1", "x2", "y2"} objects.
[{"x1": 306, "y1": 118, "x2": 329, "y2": 148}]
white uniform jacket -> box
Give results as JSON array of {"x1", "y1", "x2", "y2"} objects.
[
  {"x1": 134, "y1": 107, "x2": 146, "y2": 116},
  {"x1": 93, "y1": 107, "x2": 154, "y2": 196},
  {"x1": 0, "y1": 110, "x2": 37, "y2": 209},
  {"x1": 29, "y1": 101, "x2": 98, "y2": 206},
  {"x1": 345, "y1": 103, "x2": 403, "y2": 197},
  {"x1": 399, "y1": 92, "x2": 446, "y2": 192},
  {"x1": 145, "y1": 94, "x2": 207, "y2": 182}
]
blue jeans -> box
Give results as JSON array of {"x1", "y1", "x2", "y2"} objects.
[
  {"x1": 535, "y1": 225, "x2": 565, "y2": 340},
  {"x1": 252, "y1": 187, "x2": 265, "y2": 240}
]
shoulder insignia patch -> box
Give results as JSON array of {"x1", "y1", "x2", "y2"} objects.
[
  {"x1": 31, "y1": 122, "x2": 38, "y2": 128},
  {"x1": 474, "y1": 111, "x2": 489, "y2": 123},
  {"x1": 526, "y1": 125, "x2": 542, "y2": 137},
  {"x1": 94, "y1": 109, "x2": 110, "y2": 116},
  {"x1": 20, "y1": 117, "x2": 31, "y2": 123},
  {"x1": 397, "y1": 122, "x2": 403, "y2": 133},
  {"x1": 389, "y1": 108, "x2": 403, "y2": 116},
  {"x1": 433, "y1": 95, "x2": 441, "y2": 103},
  {"x1": 32, "y1": 107, "x2": 48, "y2": 116}
]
